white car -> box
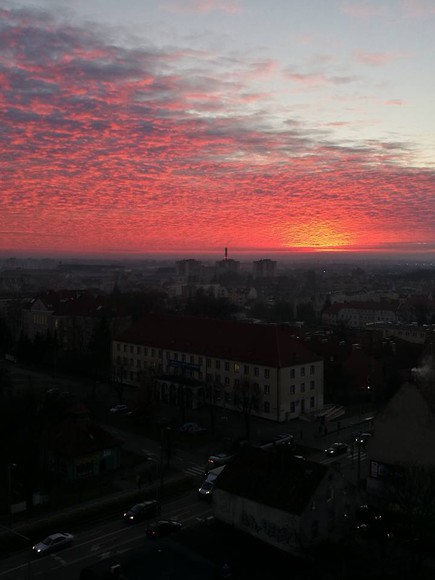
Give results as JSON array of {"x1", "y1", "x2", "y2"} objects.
[
  {"x1": 110, "y1": 404, "x2": 130, "y2": 414},
  {"x1": 32, "y1": 532, "x2": 74, "y2": 555}
]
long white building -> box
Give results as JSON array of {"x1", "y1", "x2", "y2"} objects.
[{"x1": 112, "y1": 314, "x2": 324, "y2": 423}]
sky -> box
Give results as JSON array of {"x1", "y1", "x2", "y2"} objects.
[{"x1": 1, "y1": 0, "x2": 435, "y2": 259}]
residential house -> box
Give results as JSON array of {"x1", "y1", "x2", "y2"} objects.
[
  {"x1": 49, "y1": 402, "x2": 122, "y2": 481},
  {"x1": 366, "y1": 376, "x2": 435, "y2": 501},
  {"x1": 213, "y1": 446, "x2": 353, "y2": 555},
  {"x1": 21, "y1": 289, "x2": 130, "y2": 352},
  {"x1": 322, "y1": 301, "x2": 399, "y2": 329}
]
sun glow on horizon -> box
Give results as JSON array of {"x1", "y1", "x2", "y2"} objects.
[{"x1": 281, "y1": 220, "x2": 355, "y2": 249}]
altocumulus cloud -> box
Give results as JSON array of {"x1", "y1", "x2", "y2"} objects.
[{"x1": 0, "y1": 6, "x2": 434, "y2": 254}]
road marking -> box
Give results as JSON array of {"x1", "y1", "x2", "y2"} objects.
[
  {"x1": 51, "y1": 554, "x2": 67, "y2": 565},
  {"x1": 99, "y1": 552, "x2": 111, "y2": 559},
  {"x1": 183, "y1": 465, "x2": 205, "y2": 477}
]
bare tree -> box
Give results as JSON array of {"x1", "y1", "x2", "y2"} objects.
[{"x1": 233, "y1": 379, "x2": 263, "y2": 441}]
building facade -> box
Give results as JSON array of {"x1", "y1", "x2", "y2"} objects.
[
  {"x1": 112, "y1": 315, "x2": 324, "y2": 423},
  {"x1": 252, "y1": 259, "x2": 277, "y2": 279},
  {"x1": 213, "y1": 447, "x2": 352, "y2": 555},
  {"x1": 322, "y1": 301, "x2": 398, "y2": 329}
]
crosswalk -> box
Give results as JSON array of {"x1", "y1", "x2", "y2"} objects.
[
  {"x1": 321, "y1": 448, "x2": 367, "y2": 465},
  {"x1": 183, "y1": 464, "x2": 206, "y2": 478}
]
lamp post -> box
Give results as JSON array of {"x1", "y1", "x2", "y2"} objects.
[{"x1": 7, "y1": 463, "x2": 17, "y2": 528}]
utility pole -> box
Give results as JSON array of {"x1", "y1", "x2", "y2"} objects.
[
  {"x1": 7, "y1": 463, "x2": 17, "y2": 528},
  {"x1": 357, "y1": 441, "x2": 362, "y2": 488}
]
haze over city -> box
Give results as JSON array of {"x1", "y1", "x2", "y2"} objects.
[{"x1": 1, "y1": 0, "x2": 435, "y2": 258}]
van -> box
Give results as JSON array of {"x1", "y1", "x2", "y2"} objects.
[
  {"x1": 205, "y1": 453, "x2": 233, "y2": 472},
  {"x1": 198, "y1": 465, "x2": 226, "y2": 500}
]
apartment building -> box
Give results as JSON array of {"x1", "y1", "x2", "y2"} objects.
[
  {"x1": 322, "y1": 301, "x2": 398, "y2": 329},
  {"x1": 112, "y1": 315, "x2": 324, "y2": 423}
]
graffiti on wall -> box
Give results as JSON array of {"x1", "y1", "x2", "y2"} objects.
[{"x1": 240, "y1": 510, "x2": 293, "y2": 544}]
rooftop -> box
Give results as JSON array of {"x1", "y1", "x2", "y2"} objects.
[{"x1": 116, "y1": 314, "x2": 321, "y2": 367}]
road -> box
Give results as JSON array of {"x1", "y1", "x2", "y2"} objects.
[{"x1": 0, "y1": 491, "x2": 212, "y2": 580}]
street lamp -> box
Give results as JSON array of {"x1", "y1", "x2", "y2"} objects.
[{"x1": 7, "y1": 463, "x2": 17, "y2": 528}]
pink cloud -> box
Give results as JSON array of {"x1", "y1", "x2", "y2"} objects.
[
  {"x1": 163, "y1": 0, "x2": 242, "y2": 14},
  {"x1": 340, "y1": 1, "x2": 388, "y2": 18},
  {"x1": 354, "y1": 50, "x2": 403, "y2": 66},
  {"x1": 0, "y1": 7, "x2": 434, "y2": 256},
  {"x1": 385, "y1": 99, "x2": 405, "y2": 106},
  {"x1": 400, "y1": 0, "x2": 435, "y2": 17}
]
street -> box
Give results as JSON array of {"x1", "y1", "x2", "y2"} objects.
[{"x1": 0, "y1": 491, "x2": 212, "y2": 580}]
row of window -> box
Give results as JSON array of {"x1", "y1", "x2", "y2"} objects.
[
  {"x1": 290, "y1": 381, "x2": 315, "y2": 394},
  {"x1": 116, "y1": 343, "x2": 317, "y2": 378}
]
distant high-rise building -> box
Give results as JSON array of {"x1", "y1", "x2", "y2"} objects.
[
  {"x1": 176, "y1": 259, "x2": 202, "y2": 279},
  {"x1": 253, "y1": 259, "x2": 277, "y2": 279},
  {"x1": 215, "y1": 247, "x2": 240, "y2": 277}
]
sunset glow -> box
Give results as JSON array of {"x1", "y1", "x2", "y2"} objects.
[{"x1": 1, "y1": 1, "x2": 434, "y2": 258}]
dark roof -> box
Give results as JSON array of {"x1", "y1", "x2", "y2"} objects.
[
  {"x1": 215, "y1": 446, "x2": 328, "y2": 515},
  {"x1": 115, "y1": 314, "x2": 320, "y2": 367},
  {"x1": 325, "y1": 301, "x2": 399, "y2": 314},
  {"x1": 26, "y1": 289, "x2": 124, "y2": 318},
  {"x1": 51, "y1": 416, "x2": 121, "y2": 459}
]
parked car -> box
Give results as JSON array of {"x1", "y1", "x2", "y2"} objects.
[
  {"x1": 110, "y1": 404, "x2": 130, "y2": 414},
  {"x1": 146, "y1": 520, "x2": 182, "y2": 539},
  {"x1": 325, "y1": 442, "x2": 348, "y2": 456},
  {"x1": 354, "y1": 432, "x2": 372, "y2": 446},
  {"x1": 32, "y1": 532, "x2": 74, "y2": 556},
  {"x1": 123, "y1": 500, "x2": 160, "y2": 523},
  {"x1": 179, "y1": 422, "x2": 207, "y2": 434},
  {"x1": 255, "y1": 433, "x2": 295, "y2": 450}
]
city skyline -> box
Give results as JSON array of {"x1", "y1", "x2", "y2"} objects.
[{"x1": 1, "y1": 1, "x2": 435, "y2": 258}]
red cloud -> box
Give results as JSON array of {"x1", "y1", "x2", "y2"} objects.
[{"x1": 0, "y1": 7, "x2": 434, "y2": 256}]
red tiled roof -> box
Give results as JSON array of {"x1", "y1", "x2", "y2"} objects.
[{"x1": 115, "y1": 314, "x2": 320, "y2": 367}]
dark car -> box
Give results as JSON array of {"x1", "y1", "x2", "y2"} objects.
[
  {"x1": 325, "y1": 442, "x2": 348, "y2": 456},
  {"x1": 123, "y1": 500, "x2": 160, "y2": 523},
  {"x1": 179, "y1": 422, "x2": 207, "y2": 435},
  {"x1": 146, "y1": 520, "x2": 182, "y2": 539},
  {"x1": 354, "y1": 432, "x2": 372, "y2": 446}
]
